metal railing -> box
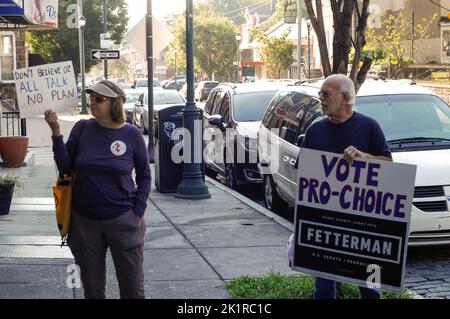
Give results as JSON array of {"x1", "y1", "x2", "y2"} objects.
[{"x1": 1, "y1": 99, "x2": 26, "y2": 136}]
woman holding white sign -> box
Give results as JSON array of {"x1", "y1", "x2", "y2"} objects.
[{"x1": 44, "y1": 80, "x2": 151, "y2": 299}]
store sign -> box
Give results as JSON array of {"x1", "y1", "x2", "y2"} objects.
[{"x1": 0, "y1": 0, "x2": 58, "y2": 29}]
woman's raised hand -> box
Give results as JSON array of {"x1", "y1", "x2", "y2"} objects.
[{"x1": 44, "y1": 109, "x2": 61, "y2": 137}]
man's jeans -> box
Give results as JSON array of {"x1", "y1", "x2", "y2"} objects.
[{"x1": 315, "y1": 277, "x2": 381, "y2": 299}]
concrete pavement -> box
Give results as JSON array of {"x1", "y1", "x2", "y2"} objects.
[{"x1": 0, "y1": 146, "x2": 295, "y2": 299}]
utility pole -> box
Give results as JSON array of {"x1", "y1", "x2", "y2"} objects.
[
  {"x1": 175, "y1": 0, "x2": 211, "y2": 200},
  {"x1": 411, "y1": 11, "x2": 415, "y2": 60},
  {"x1": 146, "y1": 0, "x2": 155, "y2": 162},
  {"x1": 77, "y1": 0, "x2": 87, "y2": 115},
  {"x1": 297, "y1": 0, "x2": 302, "y2": 81},
  {"x1": 103, "y1": 0, "x2": 108, "y2": 79}
]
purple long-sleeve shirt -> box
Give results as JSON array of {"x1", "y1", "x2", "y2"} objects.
[{"x1": 52, "y1": 119, "x2": 151, "y2": 220}]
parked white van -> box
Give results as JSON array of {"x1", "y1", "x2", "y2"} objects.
[{"x1": 258, "y1": 79, "x2": 450, "y2": 246}]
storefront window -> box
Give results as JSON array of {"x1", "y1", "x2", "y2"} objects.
[
  {"x1": 442, "y1": 26, "x2": 450, "y2": 64},
  {"x1": 0, "y1": 33, "x2": 15, "y2": 81}
]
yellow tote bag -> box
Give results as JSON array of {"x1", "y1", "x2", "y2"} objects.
[{"x1": 53, "y1": 173, "x2": 75, "y2": 242}]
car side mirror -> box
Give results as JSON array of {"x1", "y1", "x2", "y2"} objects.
[
  {"x1": 208, "y1": 114, "x2": 225, "y2": 130},
  {"x1": 131, "y1": 85, "x2": 135, "y2": 89},
  {"x1": 296, "y1": 134, "x2": 305, "y2": 147}
]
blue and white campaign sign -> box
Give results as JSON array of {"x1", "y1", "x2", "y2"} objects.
[
  {"x1": 292, "y1": 148, "x2": 416, "y2": 292},
  {"x1": 14, "y1": 61, "x2": 77, "y2": 119}
]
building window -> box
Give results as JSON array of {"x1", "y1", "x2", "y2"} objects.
[
  {"x1": 442, "y1": 25, "x2": 450, "y2": 64},
  {"x1": 0, "y1": 32, "x2": 16, "y2": 81}
]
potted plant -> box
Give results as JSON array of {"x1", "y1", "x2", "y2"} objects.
[
  {"x1": 0, "y1": 174, "x2": 20, "y2": 215},
  {"x1": 0, "y1": 136, "x2": 29, "y2": 167}
]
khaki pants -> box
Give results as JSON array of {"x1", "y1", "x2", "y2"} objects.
[{"x1": 67, "y1": 209, "x2": 146, "y2": 299}]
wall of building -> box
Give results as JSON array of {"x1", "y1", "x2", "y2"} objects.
[{"x1": 1, "y1": 31, "x2": 26, "y2": 102}]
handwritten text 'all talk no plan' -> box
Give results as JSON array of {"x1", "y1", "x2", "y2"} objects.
[{"x1": 14, "y1": 64, "x2": 76, "y2": 105}]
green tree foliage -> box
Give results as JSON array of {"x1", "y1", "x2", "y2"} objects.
[
  {"x1": 169, "y1": 7, "x2": 238, "y2": 81},
  {"x1": 365, "y1": 12, "x2": 437, "y2": 78},
  {"x1": 26, "y1": 0, "x2": 128, "y2": 75},
  {"x1": 253, "y1": 29, "x2": 294, "y2": 78}
]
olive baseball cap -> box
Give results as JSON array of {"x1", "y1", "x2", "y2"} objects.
[{"x1": 85, "y1": 80, "x2": 126, "y2": 102}]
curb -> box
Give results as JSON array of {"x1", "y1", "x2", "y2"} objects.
[{"x1": 205, "y1": 176, "x2": 294, "y2": 232}]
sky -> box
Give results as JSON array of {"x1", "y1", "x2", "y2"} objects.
[{"x1": 125, "y1": 0, "x2": 187, "y2": 29}]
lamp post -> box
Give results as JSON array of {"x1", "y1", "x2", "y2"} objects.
[
  {"x1": 175, "y1": 0, "x2": 210, "y2": 200},
  {"x1": 305, "y1": 18, "x2": 311, "y2": 79},
  {"x1": 297, "y1": 0, "x2": 302, "y2": 81},
  {"x1": 102, "y1": 0, "x2": 108, "y2": 79},
  {"x1": 77, "y1": 3, "x2": 87, "y2": 115},
  {"x1": 146, "y1": 0, "x2": 155, "y2": 162},
  {"x1": 235, "y1": 32, "x2": 241, "y2": 83}
]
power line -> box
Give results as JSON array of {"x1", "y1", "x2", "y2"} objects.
[
  {"x1": 221, "y1": 0, "x2": 272, "y2": 18},
  {"x1": 194, "y1": 0, "x2": 272, "y2": 27},
  {"x1": 427, "y1": 0, "x2": 450, "y2": 12}
]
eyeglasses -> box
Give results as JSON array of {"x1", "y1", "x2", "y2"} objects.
[
  {"x1": 88, "y1": 95, "x2": 108, "y2": 104},
  {"x1": 317, "y1": 90, "x2": 336, "y2": 98}
]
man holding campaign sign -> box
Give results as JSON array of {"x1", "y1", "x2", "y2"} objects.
[{"x1": 293, "y1": 74, "x2": 416, "y2": 298}]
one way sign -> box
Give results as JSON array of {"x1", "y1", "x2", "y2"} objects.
[{"x1": 91, "y1": 50, "x2": 120, "y2": 60}]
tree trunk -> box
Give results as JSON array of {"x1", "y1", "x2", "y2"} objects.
[
  {"x1": 305, "y1": 0, "x2": 331, "y2": 76},
  {"x1": 304, "y1": 0, "x2": 372, "y2": 92}
]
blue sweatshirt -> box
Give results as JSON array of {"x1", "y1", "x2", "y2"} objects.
[{"x1": 52, "y1": 119, "x2": 151, "y2": 220}]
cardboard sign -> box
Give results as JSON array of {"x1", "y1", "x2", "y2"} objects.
[
  {"x1": 14, "y1": 61, "x2": 77, "y2": 118},
  {"x1": 292, "y1": 148, "x2": 416, "y2": 292}
]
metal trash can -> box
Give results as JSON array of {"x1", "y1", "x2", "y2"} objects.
[
  {"x1": 154, "y1": 104, "x2": 185, "y2": 193},
  {"x1": 154, "y1": 104, "x2": 206, "y2": 193}
]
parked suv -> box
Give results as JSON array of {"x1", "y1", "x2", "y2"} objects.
[
  {"x1": 258, "y1": 79, "x2": 450, "y2": 246},
  {"x1": 203, "y1": 82, "x2": 288, "y2": 189},
  {"x1": 195, "y1": 81, "x2": 219, "y2": 102}
]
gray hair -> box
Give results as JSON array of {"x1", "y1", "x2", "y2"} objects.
[{"x1": 326, "y1": 74, "x2": 356, "y2": 107}]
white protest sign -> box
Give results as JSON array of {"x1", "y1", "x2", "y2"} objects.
[
  {"x1": 14, "y1": 61, "x2": 78, "y2": 119},
  {"x1": 292, "y1": 148, "x2": 417, "y2": 292}
]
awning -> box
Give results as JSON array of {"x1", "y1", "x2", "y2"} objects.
[{"x1": 0, "y1": 0, "x2": 58, "y2": 30}]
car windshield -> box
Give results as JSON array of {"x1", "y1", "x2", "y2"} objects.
[
  {"x1": 233, "y1": 91, "x2": 277, "y2": 122},
  {"x1": 204, "y1": 82, "x2": 218, "y2": 88},
  {"x1": 145, "y1": 91, "x2": 184, "y2": 105},
  {"x1": 355, "y1": 94, "x2": 450, "y2": 142},
  {"x1": 136, "y1": 79, "x2": 161, "y2": 88},
  {"x1": 126, "y1": 92, "x2": 142, "y2": 104}
]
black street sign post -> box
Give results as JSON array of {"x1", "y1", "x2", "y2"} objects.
[{"x1": 90, "y1": 50, "x2": 120, "y2": 60}]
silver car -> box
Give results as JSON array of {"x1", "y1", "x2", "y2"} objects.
[{"x1": 133, "y1": 90, "x2": 185, "y2": 134}]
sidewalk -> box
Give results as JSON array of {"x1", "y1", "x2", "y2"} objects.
[{"x1": 0, "y1": 147, "x2": 294, "y2": 299}]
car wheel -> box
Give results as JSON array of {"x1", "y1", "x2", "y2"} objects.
[
  {"x1": 225, "y1": 163, "x2": 240, "y2": 190},
  {"x1": 264, "y1": 175, "x2": 288, "y2": 213},
  {"x1": 140, "y1": 116, "x2": 148, "y2": 135}
]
